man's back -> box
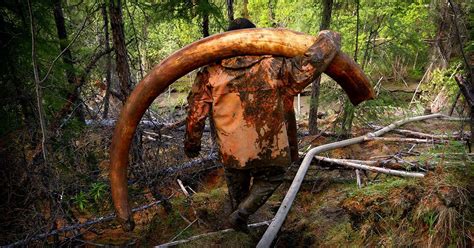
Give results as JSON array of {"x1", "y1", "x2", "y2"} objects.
[{"x1": 187, "y1": 55, "x2": 293, "y2": 169}]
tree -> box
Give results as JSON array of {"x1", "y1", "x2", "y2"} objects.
[
  {"x1": 226, "y1": 0, "x2": 234, "y2": 21},
  {"x1": 109, "y1": 0, "x2": 142, "y2": 163},
  {"x1": 242, "y1": 0, "x2": 249, "y2": 19},
  {"x1": 52, "y1": 0, "x2": 84, "y2": 122},
  {"x1": 109, "y1": 0, "x2": 132, "y2": 101},
  {"x1": 308, "y1": 0, "x2": 333, "y2": 135}
]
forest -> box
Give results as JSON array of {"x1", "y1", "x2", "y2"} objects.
[{"x1": 0, "y1": 0, "x2": 473, "y2": 247}]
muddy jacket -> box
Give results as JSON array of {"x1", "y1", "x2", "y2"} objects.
[{"x1": 185, "y1": 31, "x2": 340, "y2": 169}]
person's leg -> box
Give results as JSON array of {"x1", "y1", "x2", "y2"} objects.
[
  {"x1": 224, "y1": 167, "x2": 251, "y2": 211},
  {"x1": 229, "y1": 167, "x2": 285, "y2": 232}
]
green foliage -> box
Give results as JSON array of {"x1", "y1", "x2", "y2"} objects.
[
  {"x1": 422, "y1": 210, "x2": 438, "y2": 235},
  {"x1": 90, "y1": 182, "x2": 108, "y2": 203},
  {"x1": 72, "y1": 191, "x2": 90, "y2": 211},
  {"x1": 71, "y1": 181, "x2": 110, "y2": 212},
  {"x1": 420, "y1": 63, "x2": 463, "y2": 104}
]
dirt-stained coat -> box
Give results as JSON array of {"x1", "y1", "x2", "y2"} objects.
[{"x1": 185, "y1": 31, "x2": 341, "y2": 169}]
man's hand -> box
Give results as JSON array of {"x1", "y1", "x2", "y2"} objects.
[{"x1": 185, "y1": 145, "x2": 201, "y2": 158}]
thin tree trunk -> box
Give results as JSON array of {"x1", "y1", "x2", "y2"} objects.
[
  {"x1": 448, "y1": 0, "x2": 473, "y2": 149},
  {"x1": 354, "y1": 0, "x2": 359, "y2": 61},
  {"x1": 202, "y1": 11, "x2": 210, "y2": 38},
  {"x1": 109, "y1": 0, "x2": 132, "y2": 101},
  {"x1": 52, "y1": 0, "x2": 85, "y2": 122},
  {"x1": 28, "y1": 0, "x2": 48, "y2": 164},
  {"x1": 268, "y1": 0, "x2": 277, "y2": 27},
  {"x1": 102, "y1": 2, "x2": 112, "y2": 119},
  {"x1": 226, "y1": 0, "x2": 234, "y2": 21},
  {"x1": 242, "y1": 0, "x2": 249, "y2": 19},
  {"x1": 308, "y1": 0, "x2": 333, "y2": 135},
  {"x1": 109, "y1": 0, "x2": 142, "y2": 163}
]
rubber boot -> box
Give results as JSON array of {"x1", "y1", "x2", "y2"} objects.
[{"x1": 228, "y1": 209, "x2": 250, "y2": 233}]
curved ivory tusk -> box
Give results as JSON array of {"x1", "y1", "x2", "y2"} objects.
[{"x1": 109, "y1": 28, "x2": 374, "y2": 230}]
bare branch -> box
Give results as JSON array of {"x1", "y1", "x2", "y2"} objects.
[{"x1": 27, "y1": 0, "x2": 48, "y2": 165}]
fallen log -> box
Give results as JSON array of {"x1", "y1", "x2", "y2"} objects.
[
  {"x1": 313, "y1": 156, "x2": 425, "y2": 178},
  {"x1": 312, "y1": 156, "x2": 416, "y2": 171},
  {"x1": 367, "y1": 136, "x2": 448, "y2": 144},
  {"x1": 257, "y1": 113, "x2": 447, "y2": 248},
  {"x1": 370, "y1": 124, "x2": 468, "y2": 140}
]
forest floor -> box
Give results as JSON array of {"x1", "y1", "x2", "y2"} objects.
[
  {"x1": 4, "y1": 80, "x2": 472, "y2": 247},
  {"x1": 69, "y1": 80, "x2": 473, "y2": 247}
]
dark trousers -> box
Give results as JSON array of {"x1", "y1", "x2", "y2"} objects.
[{"x1": 224, "y1": 167, "x2": 285, "y2": 216}]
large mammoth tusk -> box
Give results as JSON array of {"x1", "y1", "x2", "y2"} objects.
[{"x1": 109, "y1": 28, "x2": 374, "y2": 230}]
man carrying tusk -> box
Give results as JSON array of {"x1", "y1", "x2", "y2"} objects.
[{"x1": 184, "y1": 18, "x2": 341, "y2": 233}]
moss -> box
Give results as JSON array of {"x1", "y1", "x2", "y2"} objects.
[{"x1": 350, "y1": 177, "x2": 416, "y2": 198}]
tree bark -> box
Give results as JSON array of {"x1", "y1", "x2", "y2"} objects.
[
  {"x1": 109, "y1": 0, "x2": 132, "y2": 101},
  {"x1": 102, "y1": 3, "x2": 112, "y2": 119},
  {"x1": 308, "y1": 0, "x2": 333, "y2": 135},
  {"x1": 52, "y1": 0, "x2": 85, "y2": 122}
]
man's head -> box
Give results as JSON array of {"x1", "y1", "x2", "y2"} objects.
[{"x1": 227, "y1": 18, "x2": 256, "y2": 31}]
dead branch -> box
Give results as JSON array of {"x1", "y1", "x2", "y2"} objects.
[
  {"x1": 257, "y1": 113, "x2": 447, "y2": 247},
  {"x1": 367, "y1": 136, "x2": 448, "y2": 144},
  {"x1": 313, "y1": 156, "x2": 425, "y2": 178},
  {"x1": 454, "y1": 74, "x2": 474, "y2": 107},
  {"x1": 156, "y1": 221, "x2": 271, "y2": 247},
  {"x1": 313, "y1": 156, "x2": 417, "y2": 171},
  {"x1": 449, "y1": 90, "x2": 462, "y2": 116},
  {"x1": 6, "y1": 199, "x2": 166, "y2": 247},
  {"x1": 370, "y1": 124, "x2": 467, "y2": 140}
]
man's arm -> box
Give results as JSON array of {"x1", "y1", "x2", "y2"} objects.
[
  {"x1": 184, "y1": 69, "x2": 212, "y2": 158},
  {"x1": 280, "y1": 30, "x2": 341, "y2": 95}
]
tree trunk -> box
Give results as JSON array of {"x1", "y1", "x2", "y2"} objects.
[
  {"x1": 109, "y1": 0, "x2": 142, "y2": 163},
  {"x1": 109, "y1": 0, "x2": 132, "y2": 101},
  {"x1": 226, "y1": 0, "x2": 234, "y2": 22},
  {"x1": 102, "y1": 3, "x2": 112, "y2": 119},
  {"x1": 52, "y1": 0, "x2": 85, "y2": 122},
  {"x1": 242, "y1": 0, "x2": 249, "y2": 19},
  {"x1": 448, "y1": 0, "x2": 473, "y2": 150},
  {"x1": 308, "y1": 0, "x2": 333, "y2": 135}
]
